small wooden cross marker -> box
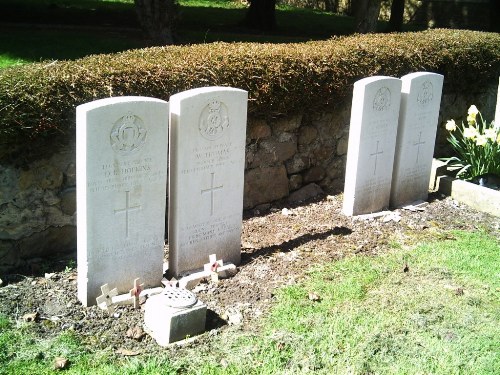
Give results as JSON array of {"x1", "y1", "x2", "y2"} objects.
[
  {"x1": 204, "y1": 254, "x2": 223, "y2": 282},
  {"x1": 129, "y1": 278, "x2": 144, "y2": 309},
  {"x1": 96, "y1": 284, "x2": 118, "y2": 315}
]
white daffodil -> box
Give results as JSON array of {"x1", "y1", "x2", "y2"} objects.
[
  {"x1": 475, "y1": 134, "x2": 488, "y2": 146},
  {"x1": 445, "y1": 119, "x2": 457, "y2": 131},
  {"x1": 463, "y1": 126, "x2": 478, "y2": 139}
]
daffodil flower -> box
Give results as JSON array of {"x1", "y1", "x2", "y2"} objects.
[
  {"x1": 493, "y1": 120, "x2": 499, "y2": 131},
  {"x1": 468, "y1": 105, "x2": 479, "y2": 116},
  {"x1": 484, "y1": 128, "x2": 497, "y2": 141},
  {"x1": 445, "y1": 119, "x2": 457, "y2": 131},
  {"x1": 467, "y1": 113, "x2": 476, "y2": 125},
  {"x1": 463, "y1": 126, "x2": 478, "y2": 139},
  {"x1": 444, "y1": 105, "x2": 499, "y2": 181},
  {"x1": 475, "y1": 134, "x2": 488, "y2": 146},
  {"x1": 467, "y1": 105, "x2": 479, "y2": 125}
]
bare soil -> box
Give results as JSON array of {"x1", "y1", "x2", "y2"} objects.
[{"x1": 1, "y1": 193, "x2": 499, "y2": 356}]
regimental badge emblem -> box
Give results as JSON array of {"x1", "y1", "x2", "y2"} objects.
[
  {"x1": 110, "y1": 112, "x2": 147, "y2": 154},
  {"x1": 199, "y1": 99, "x2": 229, "y2": 141},
  {"x1": 417, "y1": 80, "x2": 433, "y2": 106},
  {"x1": 373, "y1": 87, "x2": 391, "y2": 112}
]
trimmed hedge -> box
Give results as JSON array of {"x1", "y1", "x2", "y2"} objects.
[{"x1": 0, "y1": 29, "x2": 499, "y2": 149}]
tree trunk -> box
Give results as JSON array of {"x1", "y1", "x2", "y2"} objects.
[
  {"x1": 324, "y1": 0, "x2": 338, "y2": 13},
  {"x1": 354, "y1": 0, "x2": 382, "y2": 33},
  {"x1": 388, "y1": 0, "x2": 405, "y2": 32},
  {"x1": 135, "y1": 0, "x2": 178, "y2": 45},
  {"x1": 244, "y1": 0, "x2": 277, "y2": 31},
  {"x1": 490, "y1": 0, "x2": 500, "y2": 32}
]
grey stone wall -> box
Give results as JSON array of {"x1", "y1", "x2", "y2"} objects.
[
  {"x1": 0, "y1": 142, "x2": 77, "y2": 271},
  {"x1": 0, "y1": 85, "x2": 497, "y2": 271}
]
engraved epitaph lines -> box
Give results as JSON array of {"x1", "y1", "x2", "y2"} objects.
[
  {"x1": 370, "y1": 141, "x2": 383, "y2": 175},
  {"x1": 201, "y1": 172, "x2": 223, "y2": 216},
  {"x1": 413, "y1": 131, "x2": 426, "y2": 164},
  {"x1": 114, "y1": 191, "x2": 141, "y2": 238}
]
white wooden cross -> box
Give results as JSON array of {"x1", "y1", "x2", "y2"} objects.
[
  {"x1": 204, "y1": 254, "x2": 223, "y2": 282},
  {"x1": 179, "y1": 254, "x2": 237, "y2": 289},
  {"x1": 96, "y1": 284, "x2": 118, "y2": 315},
  {"x1": 129, "y1": 278, "x2": 144, "y2": 309}
]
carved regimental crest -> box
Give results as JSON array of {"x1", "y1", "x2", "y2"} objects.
[
  {"x1": 417, "y1": 80, "x2": 433, "y2": 106},
  {"x1": 373, "y1": 87, "x2": 391, "y2": 111},
  {"x1": 110, "y1": 112, "x2": 147, "y2": 154},
  {"x1": 199, "y1": 99, "x2": 229, "y2": 141}
]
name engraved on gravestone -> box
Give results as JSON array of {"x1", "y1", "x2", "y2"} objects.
[
  {"x1": 343, "y1": 76, "x2": 402, "y2": 216},
  {"x1": 391, "y1": 72, "x2": 444, "y2": 208},
  {"x1": 169, "y1": 87, "x2": 248, "y2": 277},
  {"x1": 77, "y1": 97, "x2": 169, "y2": 306}
]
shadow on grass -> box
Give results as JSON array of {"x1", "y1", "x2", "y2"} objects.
[{"x1": 0, "y1": 26, "x2": 147, "y2": 64}]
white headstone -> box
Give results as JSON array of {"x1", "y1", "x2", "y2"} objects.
[
  {"x1": 343, "y1": 76, "x2": 402, "y2": 216},
  {"x1": 495, "y1": 76, "x2": 500, "y2": 125},
  {"x1": 391, "y1": 72, "x2": 444, "y2": 207},
  {"x1": 77, "y1": 97, "x2": 168, "y2": 306},
  {"x1": 168, "y1": 87, "x2": 247, "y2": 277}
]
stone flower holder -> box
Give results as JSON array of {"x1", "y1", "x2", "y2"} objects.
[{"x1": 430, "y1": 159, "x2": 500, "y2": 217}]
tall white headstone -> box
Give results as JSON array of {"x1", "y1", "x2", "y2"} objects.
[
  {"x1": 391, "y1": 72, "x2": 444, "y2": 207},
  {"x1": 168, "y1": 87, "x2": 247, "y2": 277},
  {"x1": 77, "y1": 97, "x2": 168, "y2": 306},
  {"x1": 343, "y1": 76, "x2": 402, "y2": 216},
  {"x1": 495, "y1": 76, "x2": 500, "y2": 125}
]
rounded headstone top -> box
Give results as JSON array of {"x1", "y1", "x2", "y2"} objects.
[{"x1": 160, "y1": 288, "x2": 198, "y2": 309}]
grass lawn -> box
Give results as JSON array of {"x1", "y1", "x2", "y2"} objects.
[
  {"x1": 1, "y1": 230, "x2": 498, "y2": 374},
  {"x1": 0, "y1": 0, "x2": 366, "y2": 68}
]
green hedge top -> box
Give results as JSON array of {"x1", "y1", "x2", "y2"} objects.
[{"x1": 1, "y1": 29, "x2": 499, "y2": 149}]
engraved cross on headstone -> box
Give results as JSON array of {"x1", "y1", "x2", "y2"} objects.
[
  {"x1": 413, "y1": 131, "x2": 426, "y2": 164},
  {"x1": 370, "y1": 140, "x2": 383, "y2": 175},
  {"x1": 201, "y1": 172, "x2": 223, "y2": 216},
  {"x1": 114, "y1": 191, "x2": 141, "y2": 238}
]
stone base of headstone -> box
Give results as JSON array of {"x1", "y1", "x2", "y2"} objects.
[{"x1": 144, "y1": 293, "x2": 207, "y2": 345}]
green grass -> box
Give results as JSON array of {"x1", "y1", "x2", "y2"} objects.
[
  {"x1": 1, "y1": 230, "x2": 498, "y2": 374},
  {"x1": 0, "y1": 28, "x2": 145, "y2": 68},
  {"x1": 255, "y1": 230, "x2": 500, "y2": 374},
  {"x1": 0, "y1": 0, "x2": 362, "y2": 68},
  {"x1": 0, "y1": 320, "x2": 180, "y2": 374}
]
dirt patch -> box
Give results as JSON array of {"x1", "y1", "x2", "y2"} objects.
[{"x1": 0, "y1": 193, "x2": 498, "y2": 356}]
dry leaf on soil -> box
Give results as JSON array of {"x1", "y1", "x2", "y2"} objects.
[{"x1": 53, "y1": 357, "x2": 69, "y2": 370}]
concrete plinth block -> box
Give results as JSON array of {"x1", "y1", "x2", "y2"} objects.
[{"x1": 144, "y1": 291, "x2": 207, "y2": 345}]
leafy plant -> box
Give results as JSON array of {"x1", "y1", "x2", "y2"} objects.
[{"x1": 443, "y1": 105, "x2": 500, "y2": 181}]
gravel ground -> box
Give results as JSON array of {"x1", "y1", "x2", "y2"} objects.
[{"x1": 0, "y1": 192, "x2": 499, "y2": 357}]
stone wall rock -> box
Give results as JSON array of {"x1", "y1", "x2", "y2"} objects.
[
  {"x1": 288, "y1": 183, "x2": 324, "y2": 205},
  {"x1": 0, "y1": 87, "x2": 496, "y2": 270},
  {"x1": 0, "y1": 144, "x2": 77, "y2": 272},
  {"x1": 244, "y1": 165, "x2": 289, "y2": 208}
]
